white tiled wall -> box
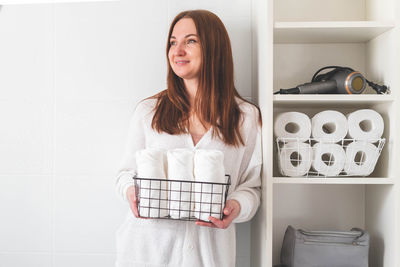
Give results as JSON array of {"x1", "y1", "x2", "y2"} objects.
[{"x1": 0, "y1": 1, "x2": 254, "y2": 266}]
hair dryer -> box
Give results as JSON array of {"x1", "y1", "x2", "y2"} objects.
[{"x1": 275, "y1": 66, "x2": 389, "y2": 94}]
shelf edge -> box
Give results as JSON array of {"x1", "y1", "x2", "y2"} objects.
[{"x1": 273, "y1": 177, "x2": 395, "y2": 184}]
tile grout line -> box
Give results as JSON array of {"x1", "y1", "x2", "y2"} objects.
[{"x1": 51, "y1": 4, "x2": 56, "y2": 267}]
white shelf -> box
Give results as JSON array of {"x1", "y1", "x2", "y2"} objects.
[
  {"x1": 273, "y1": 177, "x2": 395, "y2": 184},
  {"x1": 274, "y1": 21, "x2": 395, "y2": 43},
  {"x1": 273, "y1": 94, "x2": 395, "y2": 105}
]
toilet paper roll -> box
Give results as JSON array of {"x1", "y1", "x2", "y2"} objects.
[
  {"x1": 136, "y1": 149, "x2": 168, "y2": 218},
  {"x1": 274, "y1": 112, "x2": 311, "y2": 142},
  {"x1": 347, "y1": 109, "x2": 384, "y2": 142},
  {"x1": 312, "y1": 143, "x2": 346, "y2": 176},
  {"x1": 344, "y1": 141, "x2": 380, "y2": 176},
  {"x1": 193, "y1": 149, "x2": 226, "y2": 221},
  {"x1": 311, "y1": 110, "x2": 348, "y2": 143},
  {"x1": 167, "y1": 149, "x2": 195, "y2": 219},
  {"x1": 279, "y1": 142, "x2": 312, "y2": 177}
]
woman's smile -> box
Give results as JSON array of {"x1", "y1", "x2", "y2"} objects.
[{"x1": 175, "y1": 60, "x2": 190, "y2": 65}]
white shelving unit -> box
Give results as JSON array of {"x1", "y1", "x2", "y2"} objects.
[{"x1": 251, "y1": 0, "x2": 400, "y2": 266}]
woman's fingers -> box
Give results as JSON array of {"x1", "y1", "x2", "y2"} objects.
[
  {"x1": 195, "y1": 220, "x2": 216, "y2": 228},
  {"x1": 224, "y1": 205, "x2": 233, "y2": 216},
  {"x1": 127, "y1": 185, "x2": 140, "y2": 218},
  {"x1": 209, "y1": 216, "x2": 232, "y2": 229},
  {"x1": 129, "y1": 198, "x2": 139, "y2": 218},
  {"x1": 196, "y1": 215, "x2": 232, "y2": 229},
  {"x1": 131, "y1": 199, "x2": 139, "y2": 217}
]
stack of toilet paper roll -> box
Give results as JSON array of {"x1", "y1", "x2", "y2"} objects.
[
  {"x1": 274, "y1": 109, "x2": 384, "y2": 177},
  {"x1": 193, "y1": 149, "x2": 226, "y2": 222},
  {"x1": 136, "y1": 149, "x2": 168, "y2": 218},
  {"x1": 135, "y1": 148, "x2": 227, "y2": 221},
  {"x1": 167, "y1": 149, "x2": 195, "y2": 219},
  {"x1": 344, "y1": 110, "x2": 384, "y2": 176}
]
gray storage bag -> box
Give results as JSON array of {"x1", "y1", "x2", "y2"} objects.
[{"x1": 280, "y1": 225, "x2": 369, "y2": 267}]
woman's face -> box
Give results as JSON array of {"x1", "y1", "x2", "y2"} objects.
[{"x1": 168, "y1": 18, "x2": 202, "y2": 82}]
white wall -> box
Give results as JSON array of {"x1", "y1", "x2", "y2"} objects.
[{"x1": 0, "y1": 1, "x2": 254, "y2": 266}]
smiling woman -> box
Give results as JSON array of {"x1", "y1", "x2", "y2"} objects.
[{"x1": 115, "y1": 9, "x2": 262, "y2": 267}]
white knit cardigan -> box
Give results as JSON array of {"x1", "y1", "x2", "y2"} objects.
[{"x1": 115, "y1": 97, "x2": 262, "y2": 267}]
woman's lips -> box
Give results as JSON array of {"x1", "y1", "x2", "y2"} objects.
[{"x1": 175, "y1": 60, "x2": 190, "y2": 66}]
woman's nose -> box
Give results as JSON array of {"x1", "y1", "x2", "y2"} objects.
[{"x1": 174, "y1": 43, "x2": 186, "y2": 56}]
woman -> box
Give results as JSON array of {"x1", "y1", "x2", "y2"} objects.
[{"x1": 115, "y1": 10, "x2": 262, "y2": 267}]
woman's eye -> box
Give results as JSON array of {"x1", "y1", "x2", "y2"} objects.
[
  {"x1": 170, "y1": 40, "x2": 176, "y2": 46},
  {"x1": 187, "y1": 39, "x2": 197, "y2": 44}
]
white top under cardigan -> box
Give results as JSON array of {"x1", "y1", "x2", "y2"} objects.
[{"x1": 115, "y1": 97, "x2": 262, "y2": 267}]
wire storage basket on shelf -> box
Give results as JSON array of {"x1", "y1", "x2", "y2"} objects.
[
  {"x1": 133, "y1": 175, "x2": 231, "y2": 221},
  {"x1": 276, "y1": 137, "x2": 386, "y2": 177}
]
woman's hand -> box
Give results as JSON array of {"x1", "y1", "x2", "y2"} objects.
[
  {"x1": 126, "y1": 185, "x2": 139, "y2": 218},
  {"x1": 195, "y1": 199, "x2": 241, "y2": 229}
]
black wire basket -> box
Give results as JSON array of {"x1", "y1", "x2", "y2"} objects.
[
  {"x1": 276, "y1": 137, "x2": 386, "y2": 177},
  {"x1": 133, "y1": 175, "x2": 231, "y2": 222}
]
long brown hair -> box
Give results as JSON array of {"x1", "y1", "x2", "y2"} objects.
[{"x1": 151, "y1": 9, "x2": 259, "y2": 146}]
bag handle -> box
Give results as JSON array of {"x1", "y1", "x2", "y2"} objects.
[
  {"x1": 298, "y1": 228, "x2": 365, "y2": 240},
  {"x1": 350, "y1": 227, "x2": 366, "y2": 239}
]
